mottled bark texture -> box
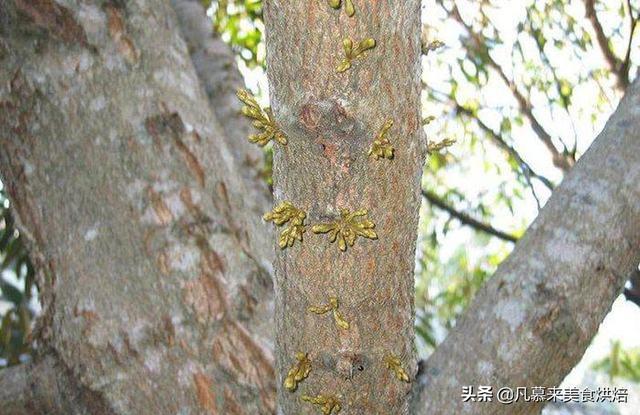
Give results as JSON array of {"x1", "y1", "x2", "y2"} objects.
[
  {"x1": 263, "y1": 1, "x2": 425, "y2": 414},
  {"x1": 171, "y1": 0, "x2": 271, "y2": 182},
  {"x1": 412, "y1": 78, "x2": 640, "y2": 414},
  {"x1": 0, "y1": 0, "x2": 275, "y2": 413},
  {"x1": 0, "y1": 355, "x2": 113, "y2": 415}
]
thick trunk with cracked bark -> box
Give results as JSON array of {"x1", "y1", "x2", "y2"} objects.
[
  {"x1": 263, "y1": 2, "x2": 424, "y2": 414},
  {"x1": 0, "y1": 0, "x2": 275, "y2": 413}
]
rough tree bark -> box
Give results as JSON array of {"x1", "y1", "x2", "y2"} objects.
[
  {"x1": 0, "y1": 0, "x2": 276, "y2": 413},
  {"x1": 263, "y1": 1, "x2": 424, "y2": 414},
  {"x1": 412, "y1": 77, "x2": 640, "y2": 415},
  {"x1": 0, "y1": 0, "x2": 639, "y2": 414}
]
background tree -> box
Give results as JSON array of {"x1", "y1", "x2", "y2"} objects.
[{"x1": 0, "y1": 0, "x2": 638, "y2": 414}]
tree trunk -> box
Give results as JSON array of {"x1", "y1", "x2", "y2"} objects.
[
  {"x1": 0, "y1": 0, "x2": 275, "y2": 413},
  {"x1": 263, "y1": 2, "x2": 424, "y2": 414}
]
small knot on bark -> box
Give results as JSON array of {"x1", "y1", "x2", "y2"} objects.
[
  {"x1": 298, "y1": 99, "x2": 357, "y2": 138},
  {"x1": 297, "y1": 99, "x2": 366, "y2": 168},
  {"x1": 335, "y1": 352, "x2": 365, "y2": 380},
  {"x1": 300, "y1": 103, "x2": 321, "y2": 130}
]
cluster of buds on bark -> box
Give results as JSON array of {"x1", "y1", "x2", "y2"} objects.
[
  {"x1": 369, "y1": 120, "x2": 395, "y2": 160},
  {"x1": 284, "y1": 352, "x2": 312, "y2": 392},
  {"x1": 301, "y1": 393, "x2": 342, "y2": 415},
  {"x1": 308, "y1": 296, "x2": 350, "y2": 330},
  {"x1": 237, "y1": 89, "x2": 288, "y2": 146},
  {"x1": 263, "y1": 201, "x2": 307, "y2": 249},
  {"x1": 312, "y1": 208, "x2": 378, "y2": 252},
  {"x1": 336, "y1": 37, "x2": 377, "y2": 73},
  {"x1": 328, "y1": 0, "x2": 355, "y2": 17}
]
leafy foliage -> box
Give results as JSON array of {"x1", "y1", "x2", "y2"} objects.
[
  {"x1": 210, "y1": 0, "x2": 264, "y2": 68},
  {"x1": 593, "y1": 341, "x2": 640, "y2": 382},
  {"x1": 0, "y1": 188, "x2": 35, "y2": 368}
]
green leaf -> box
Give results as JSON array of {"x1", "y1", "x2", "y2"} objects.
[{"x1": 0, "y1": 278, "x2": 23, "y2": 305}]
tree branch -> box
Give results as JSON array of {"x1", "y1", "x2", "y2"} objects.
[
  {"x1": 0, "y1": 360, "x2": 48, "y2": 415},
  {"x1": 584, "y1": 0, "x2": 629, "y2": 91},
  {"x1": 412, "y1": 77, "x2": 640, "y2": 414},
  {"x1": 521, "y1": 8, "x2": 579, "y2": 159},
  {"x1": 446, "y1": 2, "x2": 573, "y2": 171},
  {"x1": 424, "y1": 84, "x2": 552, "y2": 207},
  {"x1": 620, "y1": 0, "x2": 639, "y2": 90},
  {"x1": 422, "y1": 190, "x2": 518, "y2": 243},
  {"x1": 454, "y1": 103, "x2": 555, "y2": 191}
]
